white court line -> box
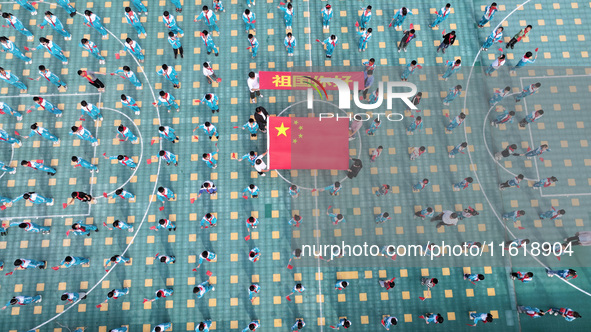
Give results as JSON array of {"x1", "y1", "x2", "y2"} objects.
[
  {"x1": 0, "y1": 92, "x2": 101, "y2": 98},
  {"x1": 93, "y1": 107, "x2": 144, "y2": 200},
  {"x1": 462, "y1": 0, "x2": 591, "y2": 304},
  {"x1": 305, "y1": 1, "x2": 324, "y2": 330},
  {"x1": 28, "y1": 7, "x2": 164, "y2": 330},
  {"x1": 1, "y1": 91, "x2": 101, "y2": 218},
  {"x1": 518, "y1": 75, "x2": 591, "y2": 197},
  {"x1": 481, "y1": 92, "x2": 538, "y2": 182}
]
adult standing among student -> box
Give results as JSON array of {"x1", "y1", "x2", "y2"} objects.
[
  {"x1": 247, "y1": 72, "x2": 262, "y2": 103},
  {"x1": 254, "y1": 106, "x2": 269, "y2": 133},
  {"x1": 346, "y1": 157, "x2": 362, "y2": 179}
]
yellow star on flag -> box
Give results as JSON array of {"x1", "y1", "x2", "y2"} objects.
[{"x1": 276, "y1": 122, "x2": 290, "y2": 137}]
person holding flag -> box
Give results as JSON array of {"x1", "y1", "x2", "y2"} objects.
[
  {"x1": 443, "y1": 86, "x2": 462, "y2": 106},
  {"x1": 514, "y1": 82, "x2": 541, "y2": 102},
  {"x1": 112, "y1": 66, "x2": 143, "y2": 89},
  {"x1": 111, "y1": 188, "x2": 135, "y2": 201},
  {"x1": 1, "y1": 295, "x2": 42, "y2": 310},
  {"x1": 506, "y1": 25, "x2": 532, "y2": 49},
  {"x1": 398, "y1": 28, "x2": 416, "y2": 53},
  {"x1": 155, "y1": 90, "x2": 179, "y2": 112},
  {"x1": 105, "y1": 154, "x2": 138, "y2": 170},
  {"x1": 193, "y1": 280, "x2": 215, "y2": 299},
  {"x1": 0, "y1": 67, "x2": 27, "y2": 90},
  {"x1": 321, "y1": 4, "x2": 333, "y2": 29},
  {"x1": 539, "y1": 206, "x2": 565, "y2": 220},
  {"x1": 478, "y1": 2, "x2": 498, "y2": 27},
  {"x1": 202, "y1": 147, "x2": 219, "y2": 169},
  {"x1": 247, "y1": 34, "x2": 259, "y2": 58},
  {"x1": 195, "y1": 6, "x2": 219, "y2": 32},
  {"x1": 70, "y1": 126, "x2": 98, "y2": 146},
  {"x1": 401, "y1": 60, "x2": 420, "y2": 81},
  {"x1": 197, "y1": 180, "x2": 217, "y2": 198},
  {"x1": 22, "y1": 123, "x2": 60, "y2": 145},
  {"x1": 159, "y1": 126, "x2": 179, "y2": 143},
  {"x1": 390, "y1": 7, "x2": 413, "y2": 30},
  {"x1": 10, "y1": 192, "x2": 53, "y2": 206},
  {"x1": 0, "y1": 129, "x2": 21, "y2": 147},
  {"x1": 437, "y1": 30, "x2": 456, "y2": 53},
  {"x1": 121, "y1": 94, "x2": 142, "y2": 115},
  {"x1": 109, "y1": 220, "x2": 134, "y2": 232},
  {"x1": 59, "y1": 256, "x2": 90, "y2": 268},
  {"x1": 200, "y1": 213, "x2": 217, "y2": 228},
  {"x1": 481, "y1": 27, "x2": 503, "y2": 51},
  {"x1": 29, "y1": 96, "x2": 63, "y2": 117},
  {"x1": 278, "y1": 2, "x2": 295, "y2": 29},
  {"x1": 143, "y1": 289, "x2": 174, "y2": 303},
  {"x1": 97, "y1": 287, "x2": 130, "y2": 307},
  {"x1": 124, "y1": 37, "x2": 145, "y2": 62},
  {"x1": 78, "y1": 69, "x2": 106, "y2": 92},
  {"x1": 2, "y1": 12, "x2": 33, "y2": 40},
  {"x1": 356, "y1": 27, "x2": 372, "y2": 52},
  {"x1": 30, "y1": 37, "x2": 68, "y2": 64},
  {"x1": 199, "y1": 93, "x2": 220, "y2": 113},
  {"x1": 38, "y1": 11, "x2": 72, "y2": 40},
  {"x1": 510, "y1": 51, "x2": 537, "y2": 72},
  {"x1": 0, "y1": 37, "x2": 31, "y2": 64},
  {"x1": 195, "y1": 122, "x2": 219, "y2": 140},
  {"x1": 469, "y1": 313, "x2": 493, "y2": 326},
  {"x1": 197, "y1": 250, "x2": 216, "y2": 268},
  {"x1": 321, "y1": 34, "x2": 338, "y2": 58},
  {"x1": 381, "y1": 316, "x2": 397, "y2": 330},
  {"x1": 358, "y1": 5, "x2": 372, "y2": 29},
  {"x1": 0, "y1": 101, "x2": 20, "y2": 120},
  {"x1": 64, "y1": 165, "x2": 91, "y2": 186},
  {"x1": 35, "y1": 65, "x2": 67, "y2": 91},
  {"x1": 9, "y1": 221, "x2": 51, "y2": 234},
  {"x1": 243, "y1": 9, "x2": 256, "y2": 32},
  {"x1": 429, "y1": 3, "x2": 451, "y2": 28},
  {"x1": 532, "y1": 176, "x2": 557, "y2": 189},
  {"x1": 442, "y1": 59, "x2": 461, "y2": 81},
  {"x1": 162, "y1": 11, "x2": 184, "y2": 36},
  {"x1": 125, "y1": 7, "x2": 146, "y2": 38},
  {"x1": 20, "y1": 159, "x2": 56, "y2": 176},
  {"x1": 489, "y1": 86, "x2": 511, "y2": 106},
  {"x1": 485, "y1": 53, "x2": 506, "y2": 75}
]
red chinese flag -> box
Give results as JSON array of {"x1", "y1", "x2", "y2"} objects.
[{"x1": 268, "y1": 117, "x2": 349, "y2": 170}]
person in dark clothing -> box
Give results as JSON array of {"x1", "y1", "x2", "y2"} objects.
[
  {"x1": 359, "y1": 70, "x2": 374, "y2": 100},
  {"x1": 407, "y1": 91, "x2": 422, "y2": 111},
  {"x1": 437, "y1": 31, "x2": 456, "y2": 53},
  {"x1": 254, "y1": 106, "x2": 269, "y2": 133},
  {"x1": 398, "y1": 29, "x2": 416, "y2": 52},
  {"x1": 67, "y1": 191, "x2": 96, "y2": 206},
  {"x1": 347, "y1": 158, "x2": 363, "y2": 179},
  {"x1": 506, "y1": 25, "x2": 532, "y2": 49},
  {"x1": 494, "y1": 144, "x2": 519, "y2": 161}
]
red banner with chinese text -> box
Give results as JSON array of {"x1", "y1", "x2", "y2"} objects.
[{"x1": 259, "y1": 71, "x2": 365, "y2": 90}]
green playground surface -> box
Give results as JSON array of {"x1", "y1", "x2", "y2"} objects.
[{"x1": 0, "y1": 0, "x2": 590, "y2": 331}]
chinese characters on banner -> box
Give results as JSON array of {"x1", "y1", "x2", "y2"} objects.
[{"x1": 259, "y1": 71, "x2": 365, "y2": 90}]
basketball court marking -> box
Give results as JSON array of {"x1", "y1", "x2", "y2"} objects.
[
  {"x1": 26, "y1": 14, "x2": 165, "y2": 331},
  {"x1": 462, "y1": 0, "x2": 591, "y2": 306},
  {"x1": 519, "y1": 74, "x2": 591, "y2": 197}
]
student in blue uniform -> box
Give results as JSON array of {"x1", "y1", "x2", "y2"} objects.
[
  {"x1": 121, "y1": 94, "x2": 142, "y2": 115},
  {"x1": 124, "y1": 37, "x2": 145, "y2": 62},
  {"x1": 83, "y1": 10, "x2": 108, "y2": 38},
  {"x1": 278, "y1": 3, "x2": 295, "y2": 29},
  {"x1": 322, "y1": 35, "x2": 338, "y2": 58},
  {"x1": 38, "y1": 11, "x2": 71, "y2": 39},
  {"x1": 195, "y1": 6, "x2": 219, "y2": 32},
  {"x1": 0, "y1": 37, "x2": 31, "y2": 64},
  {"x1": 429, "y1": 3, "x2": 451, "y2": 28},
  {"x1": 112, "y1": 66, "x2": 143, "y2": 89},
  {"x1": 446, "y1": 112, "x2": 466, "y2": 131},
  {"x1": 163, "y1": 11, "x2": 184, "y2": 35},
  {"x1": 21, "y1": 123, "x2": 58, "y2": 145},
  {"x1": 31, "y1": 37, "x2": 68, "y2": 64},
  {"x1": 478, "y1": 3, "x2": 498, "y2": 27},
  {"x1": 321, "y1": 4, "x2": 333, "y2": 29},
  {"x1": 0, "y1": 67, "x2": 27, "y2": 90},
  {"x1": 167, "y1": 32, "x2": 183, "y2": 59},
  {"x1": 80, "y1": 101, "x2": 103, "y2": 121},
  {"x1": 125, "y1": 7, "x2": 146, "y2": 38},
  {"x1": 21, "y1": 160, "x2": 56, "y2": 176},
  {"x1": 2, "y1": 13, "x2": 33, "y2": 40}
]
